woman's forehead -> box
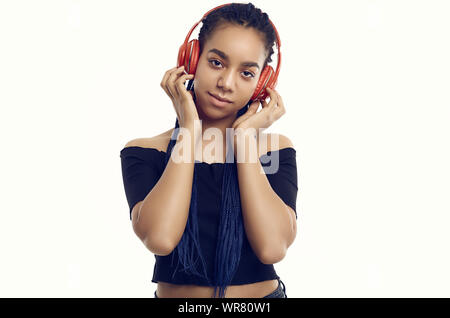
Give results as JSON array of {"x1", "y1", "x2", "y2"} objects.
[{"x1": 204, "y1": 24, "x2": 266, "y2": 65}]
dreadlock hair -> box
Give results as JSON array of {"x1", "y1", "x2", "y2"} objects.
[{"x1": 164, "y1": 2, "x2": 277, "y2": 298}]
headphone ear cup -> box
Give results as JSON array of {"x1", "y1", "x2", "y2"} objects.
[
  {"x1": 184, "y1": 39, "x2": 200, "y2": 75},
  {"x1": 251, "y1": 65, "x2": 276, "y2": 101},
  {"x1": 177, "y1": 42, "x2": 187, "y2": 68}
]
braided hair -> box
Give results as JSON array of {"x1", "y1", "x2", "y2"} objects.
[{"x1": 165, "y1": 2, "x2": 277, "y2": 298}]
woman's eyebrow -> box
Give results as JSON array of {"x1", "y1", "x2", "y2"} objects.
[{"x1": 208, "y1": 48, "x2": 260, "y2": 69}]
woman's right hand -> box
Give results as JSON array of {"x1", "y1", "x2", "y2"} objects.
[{"x1": 160, "y1": 66, "x2": 199, "y2": 128}]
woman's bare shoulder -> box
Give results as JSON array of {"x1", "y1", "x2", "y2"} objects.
[
  {"x1": 123, "y1": 128, "x2": 175, "y2": 152},
  {"x1": 260, "y1": 133, "x2": 295, "y2": 153}
]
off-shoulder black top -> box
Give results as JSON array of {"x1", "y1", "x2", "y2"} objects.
[{"x1": 120, "y1": 145, "x2": 298, "y2": 286}]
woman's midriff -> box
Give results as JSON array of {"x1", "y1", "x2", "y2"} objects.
[{"x1": 156, "y1": 279, "x2": 279, "y2": 298}]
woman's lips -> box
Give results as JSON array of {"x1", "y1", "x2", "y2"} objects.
[{"x1": 208, "y1": 92, "x2": 232, "y2": 107}]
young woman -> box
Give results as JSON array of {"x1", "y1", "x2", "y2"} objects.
[{"x1": 120, "y1": 3, "x2": 298, "y2": 298}]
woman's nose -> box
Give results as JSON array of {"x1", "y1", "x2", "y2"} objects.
[{"x1": 217, "y1": 69, "x2": 235, "y2": 91}]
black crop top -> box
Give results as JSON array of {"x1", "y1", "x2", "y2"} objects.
[{"x1": 120, "y1": 145, "x2": 298, "y2": 286}]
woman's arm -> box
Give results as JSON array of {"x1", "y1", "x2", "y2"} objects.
[
  {"x1": 133, "y1": 124, "x2": 202, "y2": 256},
  {"x1": 234, "y1": 132, "x2": 297, "y2": 265}
]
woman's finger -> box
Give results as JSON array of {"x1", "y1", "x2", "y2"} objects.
[
  {"x1": 232, "y1": 101, "x2": 258, "y2": 129},
  {"x1": 248, "y1": 100, "x2": 260, "y2": 113},
  {"x1": 175, "y1": 73, "x2": 194, "y2": 97},
  {"x1": 160, "y1": 66, "x2": 177, "y2": 89},
  {"x1": 266, "y1": 87, "x2": 278, "y2": 109},
  {"x1": 166, "y1": 66, "x2": 185, "y2": 98},
  {"x1": 279, "y1": 92, "x2": 285, "y2": 111},
  {"x1": 274, "y1": 91, "x2": 286, "y2": 118},
  {"x1": 241, "y1": 101, "x2": 258, "y2": 120},
  {"x1": 160, "y1": 66, "x2": 178, "y2": 98},
  {"x1": 166, "y1": 66, "x2": 186, "y2": 99}
]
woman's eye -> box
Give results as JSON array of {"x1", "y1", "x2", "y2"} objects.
[
  {"x1": 242, "y1": 71, "x2": 255, "y2": 78},
  {"x1": 209, "y1": 59, "x2": 222, "y2": 67}
]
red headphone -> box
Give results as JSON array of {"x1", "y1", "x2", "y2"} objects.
[{"x1": 177, "y1": 3, "x2": 282, "y2": 101}]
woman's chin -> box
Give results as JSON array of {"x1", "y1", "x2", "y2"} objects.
[{"x1": 197, "y1": 100, "x2": 224, "y2": 116}]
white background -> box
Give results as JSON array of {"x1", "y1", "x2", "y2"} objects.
[{"x1": 0, "y1": 0, "x2": 449, "y2": 297}]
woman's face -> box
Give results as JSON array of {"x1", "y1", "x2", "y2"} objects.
[{"x1": 193, "y1": 23, "x2": 267, "y2": 119}]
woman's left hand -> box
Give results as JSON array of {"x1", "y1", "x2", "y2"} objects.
[{"x1": 231, "y1": 87, "x2": 286, "y2": 133}]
